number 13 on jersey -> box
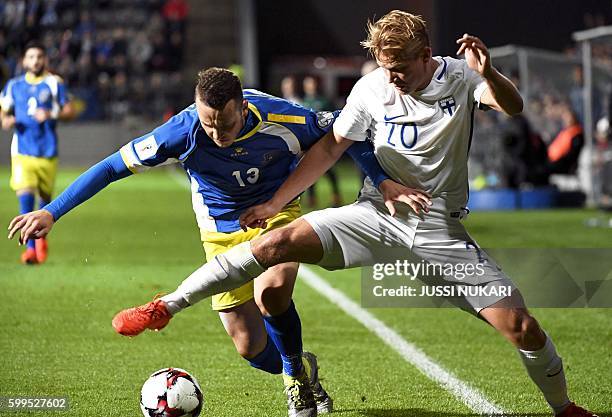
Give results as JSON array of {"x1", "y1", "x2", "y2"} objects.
[{"x1": 232, "y1": 168, "x2": 260, "y2": 187}]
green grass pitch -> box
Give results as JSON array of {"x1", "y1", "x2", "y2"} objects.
[{"x1": 0, "y1": 166, "x2": 610, "y2": 416}]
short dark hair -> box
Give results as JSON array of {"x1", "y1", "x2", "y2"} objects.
[
  {"x1": 195, "y1": 67, "x2": 243, "y2": 110},
  {"x1": 23, "y1": 41, "x2": 46, "y2": 56}
]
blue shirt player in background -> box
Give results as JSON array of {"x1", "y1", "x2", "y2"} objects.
[
  {"x1": 1, "y1": 41, "x2": 74, "y2": 265},
  {"x1": 8, "y1": 67, "x2": 407, "y2": 417}
]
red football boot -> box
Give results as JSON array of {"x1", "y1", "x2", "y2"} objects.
[
  {"x1": 20, "y1": 247, "x2": 38, "y2": 265},
  {"x1": 35, "y1": 237, "x2": 48, "y2": 263},
  {"x1": 112, "y1": 298, "x2": 172, "y2": 336},
  {"x1": 556, "y1": 403, "x2": 600, "y2": 417}
]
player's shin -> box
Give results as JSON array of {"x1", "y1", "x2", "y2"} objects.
[
  {"x1": 161, "y1": 242, "x2": 265, "y2": 314},
  {"x1": 263, "y1": 300, "x2": 304, "y2": 377},
  {"x1": 518, "y1": 333, "x2": 571, "y2": 414}
]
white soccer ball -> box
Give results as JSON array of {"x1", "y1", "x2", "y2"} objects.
[{"x1": 140, "y1": 368, "x2": 203, "y2": 417}]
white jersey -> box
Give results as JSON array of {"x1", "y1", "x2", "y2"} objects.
[{"x1": 334, "y1": 56, "x2": 488, "y2": 215}]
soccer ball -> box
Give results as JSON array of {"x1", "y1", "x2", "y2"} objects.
[{"x1": 140, "y1": 368, "x2": 203, "y2": 417}]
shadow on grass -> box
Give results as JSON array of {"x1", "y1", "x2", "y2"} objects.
[{"x1": 348, "y1": 409, "x2": 612, "y2": 417}]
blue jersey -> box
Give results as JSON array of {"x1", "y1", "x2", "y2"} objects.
[
  {"x1": 119, "y1": 89, "x2": 338, "y2": 233},
  {"x1": 0, "y1": 72, "x2": 69, "y2": 158}
]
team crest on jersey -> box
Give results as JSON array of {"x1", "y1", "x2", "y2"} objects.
[
  {"x1": 231, "y1": 147, "x2": 248, "y2": 157},
  {"x1": 316, "y1": 111, "x2": 334, "y2": 129},
  {"x1": 263, "y1": 152, "x2": 273, "y2": 162},
  {"x1": 439, "y1": 96, "x2": 456, "y2": 116}
]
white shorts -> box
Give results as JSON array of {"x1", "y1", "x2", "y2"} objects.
[{"x1": 302, "y1": 198, "x2": 516, "y2": 313}]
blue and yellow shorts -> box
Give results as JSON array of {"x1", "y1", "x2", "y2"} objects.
[
  {"x1": 10, "y1": 154, "x2": 58, "y2": 196},
  {"x1": 203, "y1": 200, "x2": 301, "y2": 311}
]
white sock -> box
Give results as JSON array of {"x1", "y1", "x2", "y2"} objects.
[
  {"x1": 161, "y1": 242, "x2": 265, "y2": 315},
  {"x1": 518, "y1": 334, "x2": 570, "y2": 414}
]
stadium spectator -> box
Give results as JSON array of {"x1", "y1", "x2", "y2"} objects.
[
  {"x1": 500, "y1": 113, "x2": 549, "y2": 187},
  {"x1": 280, "y1": 75, "x2": 302, "y2": 104},
  {"x1": 302, "y1": 75, "x2": 331, "y2": 111},
  {"x1": 162, "y1": 0, "x2": 188, "y2": 35},
  {"x1": 546, "y1": 104, "x2": 584, "y2": 175}
]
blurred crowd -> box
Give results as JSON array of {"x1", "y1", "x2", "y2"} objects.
[
  {"x1": 0, "y1": 0, "x2": 189, "y2": 121},
  {"x1": 471, "y1": 55, "x2": 610, "y2": 205}
]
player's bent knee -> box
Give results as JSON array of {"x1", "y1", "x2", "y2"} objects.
[
  {"x1": 252, "y1": 219, "x2": 323, "y2": 266},
  {"x1": 253, "y1": 226, "x2": 301, "y2": 265}
]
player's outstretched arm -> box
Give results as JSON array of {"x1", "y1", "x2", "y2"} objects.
[
  {"x1": 456, "y1": 33, "x2": 523, "y2": 116},
  {"x1": 7, "y1": 151, "x2": 132, "y2": 244}
]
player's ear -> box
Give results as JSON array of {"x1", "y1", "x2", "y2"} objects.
[
  {"x1": 422, "y1": 47, "x2": 432, "y2": 63},
  {"x1": 241, "y1": 99, "x2": 248, "y2": 116}
]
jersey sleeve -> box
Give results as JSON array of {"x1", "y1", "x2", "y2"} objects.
[
  {"x1": 333, "y1": 78, "x2": 373, "y2": 141},
  {"x1": 266, "y1": 100, "x2": 339, "y2": 151},
  {"x1": 345, "y1": 139, "x2": 390, "y2": 187},
  {"x1": 0, "y1": 80, "x2": 15, "y2": 112},
  {"x1": 119, "y1": 107, "x2": 195, "y2": 173},
  {"x1": 44, "y1": 152, "x2": 132, "y2": 221}
]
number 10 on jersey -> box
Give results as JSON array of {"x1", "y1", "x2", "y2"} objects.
[{"x1": 386, "y1": 122, "x2": 418, "y2": 149}]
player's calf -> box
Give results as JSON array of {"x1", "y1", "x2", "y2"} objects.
[{"x1": 480, "y1": 291, "x2": 546, "y2": 350}]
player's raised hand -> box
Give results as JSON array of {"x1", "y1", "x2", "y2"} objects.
[
  {"x1": 456, "y1": 33, "x2": 492, "y2": 77},
  {"x1": 379, "y1": 179, "x2": 432, "y2": 216},
  {"x1": 239, "y1": 201, "x2": 282, "y2": 231},
  {"x1": 7, "y1": 209, "x2": 55, "y2": 245}
]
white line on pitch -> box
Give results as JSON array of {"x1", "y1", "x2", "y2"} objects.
[{"x1": 298, "y1": 265, "x2": 506, "y2": 416}]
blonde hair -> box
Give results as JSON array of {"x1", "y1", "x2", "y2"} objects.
[{"x1": 361, "y1": 10, "x2": 430, "y2": 64}]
